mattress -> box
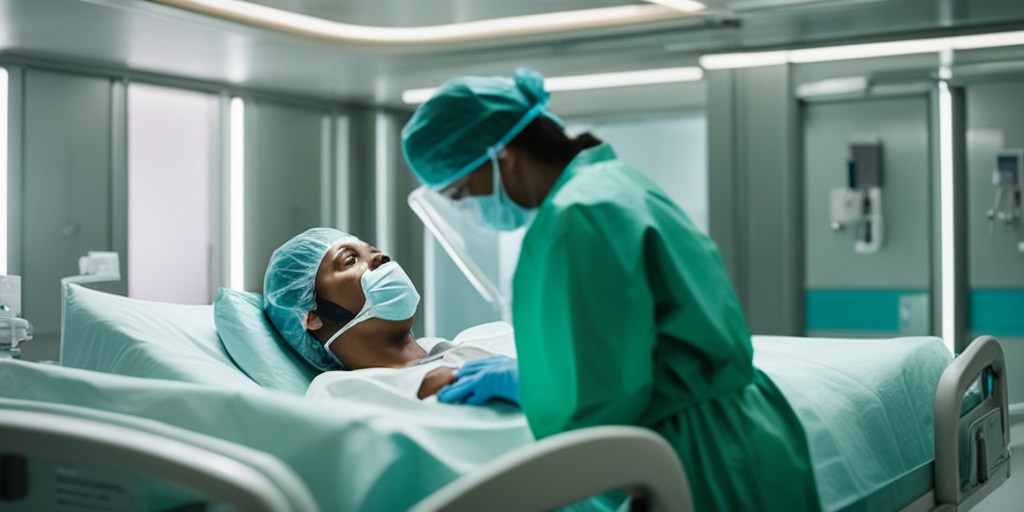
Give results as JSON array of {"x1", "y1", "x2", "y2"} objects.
[{"x1": 753, "y1": 335, "x2": 952, "y2": 511}]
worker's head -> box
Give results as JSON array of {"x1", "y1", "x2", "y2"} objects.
[
  {"x1": 401, "y1": 68, "x2": 600, "y2": 231},
  {"x1": 264, "y1": 228, "x2": 422, "y2": 371}
]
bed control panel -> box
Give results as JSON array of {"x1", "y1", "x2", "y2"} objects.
[{"x1": 962, "y1": 407, "x2": 1008, "y2": 490}]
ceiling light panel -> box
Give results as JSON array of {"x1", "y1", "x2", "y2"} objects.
[
  {"x1": 644, "y1": 0, "x2": 708, "y2": 13},
  {"x1": 238, "y1": 0, "x2": 638, "y2": 28},
  {"x1": 700, "y1": 30, "x2": 1024, "y2": 69},
  {"x1": 149, "y1": 0, "x2": 702, "y2": 46},
  {"x1": 402, "y1": 67, "x2": 704, "y2": 104}
]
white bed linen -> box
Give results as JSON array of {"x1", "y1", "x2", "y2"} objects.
[{"x1": 306, "y1": 322, "x2": 516, "y2": 401}]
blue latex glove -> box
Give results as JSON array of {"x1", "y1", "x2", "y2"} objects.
[{"x1": 437, "y1": 356, "x2": 520, "y2": 406}]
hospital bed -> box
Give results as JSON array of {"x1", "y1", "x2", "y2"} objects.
[{"x1": 0, "y1": 283, "x2": 1012, "y2": 511}]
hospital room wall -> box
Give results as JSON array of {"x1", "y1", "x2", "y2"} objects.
[
  {"x1": 9, "y1": 67, "x2": 125, "y2": 361},
  {"x1": 706, "y1": 54, "x2": 1024, "y2": 402},
  {"x1": 707, "y1": 65, "x2": 803, "y2": 336},
  {"x1": 707, "y1": 55, "x2": 944, "y2": 339},
  {"x1": 802, "y1": 95, "x2": 933, "y2": 338},
  {"x1": 963, "y1": 79, "x2": 1024, "y2": 403},
  {"x1": 2, "y1": 60, "x2": 379, "y2": 361}
]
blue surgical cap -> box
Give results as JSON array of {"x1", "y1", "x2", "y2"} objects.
[
  {"x1": 401, "y1": 68, "x2": 560, "y2": 190},
  {"x1": 264, "y1": 227, "x2": 357, "y2": 371}
]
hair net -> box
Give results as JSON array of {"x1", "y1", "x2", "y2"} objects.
[
  {"x1": 264, "y1": 227, "x2": 357, "y2": 371},
  {"x1": 401, "y1": 68, "x2": 560, "y2": 190}
]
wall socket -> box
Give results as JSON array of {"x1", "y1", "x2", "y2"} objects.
[{"x1": 0, "y1": 276, "x2": 22, "y2": 317}]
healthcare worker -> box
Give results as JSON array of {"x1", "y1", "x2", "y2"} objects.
[{"x1": 401, "y1": 68, "x2": 821, "y2": 511}]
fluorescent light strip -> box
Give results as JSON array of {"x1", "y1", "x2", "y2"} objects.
[
  {"x1": 229, "y1": 97, "x2": 245, "y2": 290},
  {"x1": 334, "y1": 116, "x2": 350, "y2": 231},
  {"x1": 699, "y1": 51, "x2": 789, "y2": 70},
  {"x1": 938, "y1": 80, "x2": 955, "y2": 354},
  {"x1": 375, "y1": 113, "x2": 390, "y2": 253},
  {"x1": 0, "y1": 68, "x2": 7, "y2": 275},
  {"x1": 644, "y1": 0, "x2": 707, "y2": 13},
  {"x1": 423, "y1": 229, "x2": 436, "y2": 337},
  {"x1": 150, "y1": 0, "x2": 700, "y2": 46},
  {"x1": 700, "y1": 30, "x2": 1024, "y2": 69},
  {"x1": 402, "y1": 66, "x2": 704, "y2": 105},
  {"x1": 547, "y1": 67, "x2": 704, "y2": 91}
]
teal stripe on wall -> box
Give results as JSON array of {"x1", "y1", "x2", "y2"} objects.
[
  {"x1": 806, "y1": 290, "x2": 925, "y2": 332},
  {"x1": 970, "y1": 290, "x2": 1024, "y2": 337}
]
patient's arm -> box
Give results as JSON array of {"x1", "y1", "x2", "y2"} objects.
[{"x1": 418, "y1": 366, "x2": 458, "y2": 399}]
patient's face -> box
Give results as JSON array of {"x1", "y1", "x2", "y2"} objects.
[
  {"x1": 313, "y1": 240, "x2": 425, "y2": 369},
  {"x1": 315, "y1": 239, "x2": 389, "y2": 315}
]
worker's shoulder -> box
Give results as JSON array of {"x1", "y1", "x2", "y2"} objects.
[
  {"x1": 542, "y1": 161, "x2": 697, "y2": 237},
  {"x1": 553, "y1": 159, "x2": 654, "y2": 207}
]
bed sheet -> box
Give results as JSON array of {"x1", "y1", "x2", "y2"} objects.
[
  {"x1": 0, "y1": 358, "x2": 532, "y2": 511},
  {"x1": 753, "y1": 335, "x2": 953, "y2": 512}
]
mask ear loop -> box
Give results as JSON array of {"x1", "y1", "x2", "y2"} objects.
[
  {"x1": 322, "y1": 263, "x2": 375, "y2": 350},
  {"x1": 488, "y1": 145, "x2": 507, "y2": 200},
  {"x1": 323, "y1": 301, "x2": 375, "y2": 350}
]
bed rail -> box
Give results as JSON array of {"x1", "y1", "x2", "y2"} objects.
[
  {"x1": 410, "y1": 425, "x2": 692, "y2": 512},
  {"x1": 0, "y1": 400, "x2": 319, "y2": 512},
  {"x1": 934, "y1": 335, "x2": 1012, "y2": 511}
]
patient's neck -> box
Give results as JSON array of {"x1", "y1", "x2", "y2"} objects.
[{"x1": 320, "y1": 318, "x2": 426, "y2": 370}]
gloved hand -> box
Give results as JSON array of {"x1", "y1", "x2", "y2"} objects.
[{"x1": 437, "y1": 356, "x2": 520, "y2": 406}]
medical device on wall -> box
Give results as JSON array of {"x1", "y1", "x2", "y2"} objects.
[
  {"x1": 0, "y1": 275, "x2": 33, "y2": 359},
  {"x1": 830, "y1": 140, "x2": 883, "y2": 253},
  {"x1": 59, "y1": 252, "x2": 121, "y2": 364},
  {"x1": 986, "y1": 149, "x2": 1021, "y2": 240}
]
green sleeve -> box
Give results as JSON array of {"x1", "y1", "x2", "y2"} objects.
[{"x1": 513, "y1": 203, "x2": 657, "y2": 439}]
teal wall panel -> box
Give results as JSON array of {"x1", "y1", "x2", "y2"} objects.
[
  {"x1": 806, "y1": 289, "x2": 928, "y2": 332},
  {"x1": 970, "y1": 289, "x2": 1024, "y2": 337}
]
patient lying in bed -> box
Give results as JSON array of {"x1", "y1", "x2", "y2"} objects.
[
  {"x1": 261, "y1": 227, "x2": 511, "y2": 401},
  {"x1": 305, "y1": 321, "x2": 517, "y2": 402}
]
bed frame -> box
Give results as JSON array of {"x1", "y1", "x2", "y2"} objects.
[
  {"x1": 0, "y1": 336, "x2": 1010, "y2": 512},
  {"x1": 0, "y1": 398, "x2": 319, "y2": 512},
  {"x1": 413, "y1": 335, "x2": 1012, "y2": 512}
]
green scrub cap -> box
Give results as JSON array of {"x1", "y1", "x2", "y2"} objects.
[
  {"x1": 402, "y1": 68, "x2": 558, "y2": 189},
  {"x1": 264, "y1": 227, "x2": 357, "y2": 372}
]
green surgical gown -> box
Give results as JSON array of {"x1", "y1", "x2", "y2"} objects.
[{"x1": 512, "y1": 144, "x2": 821, "y2": 511}]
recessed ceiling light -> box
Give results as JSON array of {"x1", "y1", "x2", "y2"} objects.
[
  {"x1": 700, "y1": 30, "x2": 1024, "y2": 69},
  {"x1": 149, "y1": 0, "x2": 702, "y2": 46},
  {"x1": 644, "y1": 0, "x2": 708, "y2": 13},
  {"x1": 402, "y1": 67, "x2": 705, "y2": 105}
]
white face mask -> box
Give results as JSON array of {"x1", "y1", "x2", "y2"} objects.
[{"x1": 324, "y1": 261, "x2": 420, "y2": 350}]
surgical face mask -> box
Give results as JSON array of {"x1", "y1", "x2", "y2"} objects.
[
  {"x1": 461, "y1": 147, "x2": 536, "y2": 231},
  {"x1": 323, "y1": 261, "x2": 420, "y2": 350}
]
